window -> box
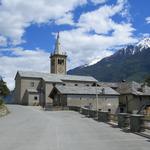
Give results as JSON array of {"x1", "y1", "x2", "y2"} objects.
[
  {"x1": 92, "y1": 83, "x2": 96, "y2": 86},
  {"x1": 86, "y1": 84, "x2": 89, "y2": 86},
  {"x1": 108, "y1": 109, "x2": 111, "y2": 112},
  {"x1": 75, "y1": 84, "x2": 78, "y2": 86},
  {"x1": 120, "y1": 107, "x2": 124, "y2": 113},
  {"x1": 34, "y1": 96, "x2": 38, "y2": 100},
  {"x1": 30, "y1": 82, "x2": 34, "y2": 87},
  {"x1": 58, "y1": 59, "x2": 64, "y2": 65},
  {"x1": 63, "y1": 83, "x2": 66, "y2": 86}
]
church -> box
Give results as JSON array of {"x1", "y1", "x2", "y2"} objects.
[{"x1": 14, "y1": 33, "x2": 119, "y2": 113}]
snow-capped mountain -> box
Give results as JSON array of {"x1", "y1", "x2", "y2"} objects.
[
  {"x1": 114, "y1": 38, "x2": 150, "y2": 56},
  {"x1": 68, "y1": 38, "x2": 150, "y2": 82},
  {"x1": 136, "y1": 38, "x2": 150, "y2": 50},
  {"x1": 85, "y1": 38, "x2": 150, "y2": 67}
]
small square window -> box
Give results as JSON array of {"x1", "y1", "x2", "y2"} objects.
[
  {"x1": 108, "y1": 109, "x2": 111, "y2": 112},
  {"x1": 30, "y1": 82, "x2": 34, "y2": 87},
  {"x1": 34, "y1": 96, "x2": 38, "y2": 100},
  {"x1": 75, "y1": 84, "x2": 78, "y2": 86},
  {"x1": 58, "y1": 59, "x2": 64, "y2": 65}
]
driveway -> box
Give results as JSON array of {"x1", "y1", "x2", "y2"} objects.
[{"x1": 0, "y1": 105, "x2": 150, "y2": 150}]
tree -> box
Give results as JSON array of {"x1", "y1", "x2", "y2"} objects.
[
  {"x1": 145, "y1": 75, "x2": 150, "y2": 86},
  {"x1": 0, "y1": 77, "x2": 10, "y2": 97}
]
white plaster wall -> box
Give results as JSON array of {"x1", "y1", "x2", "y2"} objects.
[
  {"x1": 20, "y1": 78, "x2": 41, "y2": 104},
  {"x1": 28, "y1": 93, "x2": 40, "y2": 106},
  {"x1": 45, "y1": 83, "x2": 54, "y2": 105}
]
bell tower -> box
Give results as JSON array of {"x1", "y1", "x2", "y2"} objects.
[{"x1": 50, "y1": 32, "x2": 67, "y2": 74}]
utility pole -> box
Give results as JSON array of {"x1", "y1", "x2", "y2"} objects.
[{"x1": 95, "y1": 82, "x2": 99, "y2": 117}]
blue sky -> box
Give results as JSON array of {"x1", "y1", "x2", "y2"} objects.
[{"x1": 0, "y1": 0, "x2": 150, "y2": 89}]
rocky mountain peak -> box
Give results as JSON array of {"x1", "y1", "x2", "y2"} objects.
[{"x1": 136, "y1": 37, "x2": 150, "y2": 50}]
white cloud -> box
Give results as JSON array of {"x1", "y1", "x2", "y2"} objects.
[
  {"x1": 60, "y1": 28, "x2": 136, "y2": 69},
  {"x1": 0, "y1": 0, "x2": 138, "y2": 89},
  {"x1": 59, "y1": 0, "x2": 137, "y2": 69},
  {"x1": 0, "y1": 35, "x2": 7, "y2": 46},
  {"x1": 78, "y1": 0, "x2": 128, "y2": 34},
  {"x1": 146, "y1": 17, "x2": 150, "y2": 24},
  {"x1": 0, "y1": 47, "x2": 49, "y2": 89},
  {"x1": 55, "y1": 13, "x2": 74, "y2": 25},
  {"x1": 90, "y1": 0, "x2": 107, "y2": 5},
  {"x1": 0, "y1": 0, "x2": 87, "y2": 45}
]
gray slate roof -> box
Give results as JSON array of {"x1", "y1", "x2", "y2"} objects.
[
  {"x1": 53, "y1": 85, "x2": 119, "y2": 95},
  {"x1": 98, "y1": 82, "x2": 119, "y2": 88},
  {"x1": 17, "y1": 71, "x2": 97, "y2": 83},
  {"x1": 117, "y1": 81, "x2": 150, "y2": 96}
]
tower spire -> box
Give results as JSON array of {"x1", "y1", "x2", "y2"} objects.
[
  {"x1": 50, "y1": 32, "x2": 67, "y2": 74},
  {"x1": 54, "y1": 32, "x2": 61, "y2": 54}
]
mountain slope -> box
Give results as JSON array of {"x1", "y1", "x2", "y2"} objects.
[{"x1": 68, "y1": 38, "x2": 150, "y2": 82}]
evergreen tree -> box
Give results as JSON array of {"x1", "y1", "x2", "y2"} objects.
[{"x1": 0, "y1": 77, "x2": 10, "y2": 97}]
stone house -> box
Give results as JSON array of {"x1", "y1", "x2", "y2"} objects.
[
  {"x1": 98, "y1": 81, "x2": 150, "y2": 114},
  {"x1": 50, "y1": 85, "x2": 120, "y2": 114},
  {"x1": 117, "y1": 81, "x2": 150, "y2": 114}
]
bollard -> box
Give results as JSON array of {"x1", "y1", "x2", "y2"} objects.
[
  {"x1": 81, "y1": 107, "x2": 89, "y2": 116},
  {"x1": 118, "y1": 113, "x2": 130, "y2": 128},
  {"x1": 98, "y1": 111, "x2": 109, "y2": 122},
  {"x1": 89, "y1": 110, "x2": 97, "y2": 118},
  {"x1": 130, "y1": 114, "x2": 144, "y2": 132}
]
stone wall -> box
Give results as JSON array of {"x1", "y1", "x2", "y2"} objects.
[{"x1": 67, "y1": 95, "x2": 119, "y2": 114}]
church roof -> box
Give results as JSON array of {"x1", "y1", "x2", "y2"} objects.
[
  {"x1": 17, "y1": 71, "x2": 62, "y2": 83},
  {"x1": 50, "y1": 85, "x2": 119, "y2": 96},
  {"x1": 17, "y1": 71, "x2": 97, "y2": 83}
]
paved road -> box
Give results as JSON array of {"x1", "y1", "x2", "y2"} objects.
[{"x1": 0, "y1": 105, "x2": 150, "y2": 150}]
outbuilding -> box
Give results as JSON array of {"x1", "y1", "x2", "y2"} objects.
[{"x1": 49, "y1": 85, "x2": 120, "y2": 114}]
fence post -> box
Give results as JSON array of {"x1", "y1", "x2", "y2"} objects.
[
  {"x1": 130, "y1": 114, "x2": 144, "y2": 132},
  {"x1": 118, "y1": 113, "x2": 130, "y2": 128},
  {"x1": 89, "y1": 109, "x2": 97, "y2": 118},
  {"x1": 98, "y1": 111, "x2": 109, "y2": 122}
]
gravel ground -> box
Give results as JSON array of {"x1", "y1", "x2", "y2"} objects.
[{"x1": 0, "y1": 105, "x2": 150, "y2": 150}]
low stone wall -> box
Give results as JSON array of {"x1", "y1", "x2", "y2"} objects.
[
  {"x1": 69, "y1": 106, "x2": 80, "y2": 112},
  {"x1": 0, "y1": 105, "x2": 9, "y2": 117}
]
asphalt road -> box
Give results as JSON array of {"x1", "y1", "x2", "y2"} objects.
[{"x1": 0, "y1": 105, "x2": 150, "y2": 150}]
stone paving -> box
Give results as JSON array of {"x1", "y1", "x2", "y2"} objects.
[{"x1": 0, "y1": 105, "x2": 150, "y2": 150}]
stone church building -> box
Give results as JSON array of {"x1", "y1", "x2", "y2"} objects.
[{"x1": 14, "y1": 33, "x2": 119, "y2": 113}]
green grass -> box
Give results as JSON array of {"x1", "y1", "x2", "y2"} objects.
[{"x1": 0, "y1": 98, "x2": 4, "y2": 106}]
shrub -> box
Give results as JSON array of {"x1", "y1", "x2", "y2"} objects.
[{"x1": 0, "y1": 98, "x2": 4, "y2": 105}]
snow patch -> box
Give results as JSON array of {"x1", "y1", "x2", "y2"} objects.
[
  {"x1": 88, "y1": 57, "x2": 102, "y2": 66},
  {"x1": 136, "y1": 38, "x2": 150, "y2": 50}
]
